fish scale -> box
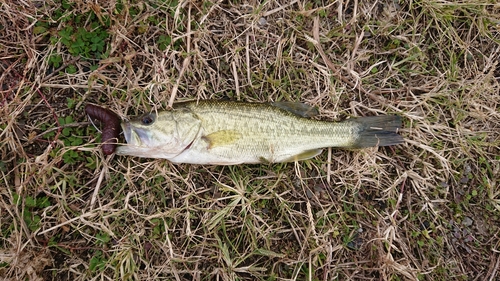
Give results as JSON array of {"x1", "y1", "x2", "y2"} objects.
[{"x1": 116, "y1": 100, "x2": 404, "y2": 164}]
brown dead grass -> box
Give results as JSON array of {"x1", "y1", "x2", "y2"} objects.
[{"x1": 1, "y1": 0, "x2": 500, "y2": 280}]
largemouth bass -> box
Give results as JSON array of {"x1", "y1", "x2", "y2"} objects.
[{"x1": 115, "y1": 100, "x2": 403, "y2": 164}]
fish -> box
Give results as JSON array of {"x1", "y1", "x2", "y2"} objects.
[{"x1": 115, "y1": 100, "x2": 404, "y2": 165}]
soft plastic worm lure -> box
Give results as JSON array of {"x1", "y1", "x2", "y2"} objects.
[{"x1": 85, "y1": 104, "x2": 121, "y2": 155}]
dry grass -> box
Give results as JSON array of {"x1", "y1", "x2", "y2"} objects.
[{"x1": 1, "y1": 0, "x2": 500, "y2": 280}]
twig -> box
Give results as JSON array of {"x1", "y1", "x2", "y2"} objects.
[
  {"x1": 168, "y1": 3, "x2": 192, "y2": 107},
  {"x1": 391, "y1": 145, "x2": 407, "y2": 221},
  {"x1": 262, "y1": 0, "x2": 299, "y2": 17},
  {"x1": 36, "y1": 88, "x2": 61, "y2": 147},
  {"x1": 90, "y1": 166, "x2": 106, "y2": 210},
  {"x1": 310, "y1": 17, "x2": 383, "y2": 103},
  {"x1": 27, "y1": 121, "x2": 90, "y2": 144},
  {"x1": 199, "y1": 0, "x2": 222, "y2": 25},
  {"x1": 0, "y1": 57, "x2": 23, "y2": 105},
  {"x1": 489, "y1": 254, "x2": 500, "y2": 281},
  {"x1": 231, "y1": 60, "x2": 240, "y2": 100},
  {"x1": 245, "y1": 33, "x2": 252, "y2": 88},
  {"x1": 37, "y1": 212, "x2": 95, "y2": 235},
  {"x1": 41, "y1": 56, "x2": 81, "y2": 83}
]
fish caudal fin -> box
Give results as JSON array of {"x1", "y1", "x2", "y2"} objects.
[{"x1": 351, "y1": 116, "x2": 404, "y2": 148}]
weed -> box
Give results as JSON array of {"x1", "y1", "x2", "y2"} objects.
[
  {"x1": 89, "y1": 250, "x2": 107, "y2": 272},
  {"x1": 13, "y1": 193, "x2": 51, "y2": 232}
]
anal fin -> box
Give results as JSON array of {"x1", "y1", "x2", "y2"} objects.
[{"x1": 282, "y1": 149, "x2": 323, "y2": 162}]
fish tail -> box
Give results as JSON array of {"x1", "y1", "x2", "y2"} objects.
[{"x1": 350, "y1": 116, "x2": 404, "y2": 148}]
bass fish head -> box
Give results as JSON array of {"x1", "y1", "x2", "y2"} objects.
[{"x1": 116, "y1": 108, "x2": 201, "y2": 159}]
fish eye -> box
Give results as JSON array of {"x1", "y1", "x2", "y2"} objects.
[{"x1": 141, "y1": 114, "x2": 155, "y2": 126}]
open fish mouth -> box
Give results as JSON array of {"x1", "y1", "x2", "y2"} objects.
[
  {"x1": 121, "y1": 122, "x2": 144, "y2": 146},
  {"x1": 120, "y1": 121, "x2": 153, "y2": 147}
]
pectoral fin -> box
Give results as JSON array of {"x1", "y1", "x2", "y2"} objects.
[
  {"x1": 203, "y1": 130, "x2": 241, "y2": 149},
  {"x1": 271, "y1": 102, "x2": 319, "y2": 118},
  {"x1": 283, "y1": 149, "x2": 323, "y2": 162}
]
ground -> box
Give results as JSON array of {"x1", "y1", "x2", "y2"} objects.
[{"x1": 1, "y1": 0, "x2": 499, "y2": 280}]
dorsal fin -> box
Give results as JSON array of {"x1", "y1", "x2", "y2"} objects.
[{"x1": 271, "y1": 102, "x2": 319, "y2": 118}]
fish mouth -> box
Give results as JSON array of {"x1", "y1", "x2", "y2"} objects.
[
  {"x1": 121, "y1": 122, "x2": 133, "y2": 144},
  {"x1": 121, "y1": 121, "x2": 146, "y2": 146}
]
